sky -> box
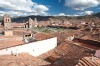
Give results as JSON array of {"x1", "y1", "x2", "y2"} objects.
[{"x1": 0, "y1": 0, "x2": 100, "y2": 16}]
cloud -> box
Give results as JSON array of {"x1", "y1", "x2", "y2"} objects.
[
  {"x1": 66, "y1": 14, "x2": 79, "y2": 17},
  {"x1": 65, "y1": 0, "x2": 100, "y2": 10},
  {"x1": 58, "y1": 13, "x2": 66, "y2": 16},
  {"x1": 56, "y1": 13, "x2": 80, "y2": 16},
  {"x1": 34, "y1": 5, "x2": 49, "y2": 15},
  {"x1": 0, "y1": 0, "x2": 49, "y2": 16},
  {"x1": 83, "y1": 11, "x2": 93, "y2": 15},
  {"x1": 55, "y1": 11, "x2": 93, "y2": 17},
  {"x1": 78, "y1": 11, "x2": 93, "y2": 15}
]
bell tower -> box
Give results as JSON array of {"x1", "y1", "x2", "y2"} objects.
[
  {"x1": 3, "y1": 13, "x2": 12, "y2": 29},
  {"x1": 28, "y1": 18, "x2": 33, "y2": 28}
]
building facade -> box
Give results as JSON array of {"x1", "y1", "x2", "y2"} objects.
[{"x1": 3, "y1": 13, "x2": 12, "y2": 29}]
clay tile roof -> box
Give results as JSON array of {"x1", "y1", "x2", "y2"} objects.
[
  {"x1": 12, "y1": 23, "x2": 25, "y2": 27},
  {"x1": 34, "y1": 33, "x2": 52, "y2": 40},
  {"x1": 66, "y1": 33, "x2": 74, "y2": 36},
  {"x1": 76, "y1": 57, "x2": 100, "y2": 66},
  {"x1": 14, "y1": 30, "x2": 32, "y2": 34},
  {"x1": 0, "y1": 35, "x2": 24, "y2": 49},
  {"x1": 81, "y1": 35, "x2": 92, "y2": 40},
  {"x1": 0, "y1": 40, "x2": 24, "y2": 49}
]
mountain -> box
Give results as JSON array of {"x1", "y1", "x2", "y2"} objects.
[
  {"x1": 0, "y1": 12, "x2": 100, "y2": 23},
  {"x1": 12, "y1": 15, "x2": 54, "y2": 23},
  {"x1": 93, "y1": 12, "x2": 100, "y2": 18},
  {"x1": 12, "y1": 12, "x2": 100, "y2": 23}
]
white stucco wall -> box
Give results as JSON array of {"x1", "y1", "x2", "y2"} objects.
[{"x1": 0, "y1": 37, "x2": 57, "y2": 57}]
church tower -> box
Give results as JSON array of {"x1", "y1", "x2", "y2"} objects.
[
  {"x1": 28, "y1": 18, "x2": 33, "y2": 28},
  {"x1": 34, "y1": 18, "x2": 38, "y2": 27},
  {"x1": 3, "y1": 13, "x2": 12, "y2": 29}
]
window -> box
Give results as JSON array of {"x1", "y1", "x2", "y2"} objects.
[
  {"x1": 6, "y1": 19, "x2": 7, "y2": 22},
  {"x1": 8, "y1": 19, "x2": 9, "y2": 22}
]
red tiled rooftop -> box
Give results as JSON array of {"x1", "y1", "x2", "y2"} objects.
[
  {"x1": 45, "y1": 41, "x2": 94, "y2": 66},
  {"x1": 12, "y1": 23, "x2": 25, "y2": 27},
  {"x1": 13, "y1": 30, "x2": 32, "y2": 34},
  {"x1": 0, "y1": 53, "x2": 50, "y2": 66},
  {"x1": 49, "y1": 32, "x2": 74, "y2": 44},
  {"x1": 73, "y1": 38, "x2": 100, "y2": 50},
  {"x1": 34, "y1": 33, "x2": 52, "y2": 40},
  {"x1": 0, "y1": 40, "x2": 24, "y2": 49},
  {"x1": 81, "y1": 35, "x2": 93, "y2": 40},
  {"x1": 0, "y1": 35, "x2": 24, "y2": 49},
  {"x1": 0, "y1": 35, "x2": 20, "y2": 38},
  {"x1": 76, "y1": 57, "x2": 100, "y2": 66}
]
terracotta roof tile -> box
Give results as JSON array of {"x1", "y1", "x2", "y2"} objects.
[
  {"x1": 12, "y1": 23, "x2": 25, "y2": 27},
  {"x1": 0, "y1": 35, "x2": 24, "y2": 49},
  {"x1": 34, "y1": 33, "x2": 52, "y2": 40},
  {"x1": 0, "y1": 40, "x2": 24, "y2": 49},
  {"x1": 76, "y1": 57, "x2": 100, "y2": 66},
  {"x1": 0, "y1": 53, "x2": 50, "y2": 66}
]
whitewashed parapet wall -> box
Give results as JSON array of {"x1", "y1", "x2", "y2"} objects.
[{"x1": 0, "y1": 37, "x2": 57, "y2": 57}]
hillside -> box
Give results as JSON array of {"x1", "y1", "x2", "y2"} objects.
[
  {"x1": 0, "y1": 12, "x2": 100, "y2": 23},
  {"x1": 11, "y1": 12, "x2": 100, "y2": 23},
  {"x1": 12, "y1": 16, "x2": 54, "y2": 23},
  {"x1": 93, "y1": 12, "x2": 100, "y2": 18}
]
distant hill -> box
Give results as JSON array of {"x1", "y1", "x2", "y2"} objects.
[
  {"x1": 12, "y1": 12, "x2": 100, "y2": 23},
  {"x1": 11, "y1": 15, "x2": 54, "y2": 23},
  {"x1": 11, "y1": 15, "x2": 75, "y2": 23},
  {"x1": 0, "y1": 12, "x2": 100, "y2": 23},
  {"x1": 93, "y1": 12, "x2": 100, "y2": 18}
]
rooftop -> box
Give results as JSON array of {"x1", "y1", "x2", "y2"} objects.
[
  {"x1": 0, "y1": 53, "x2": 50, "y2": 66},
  {"x1": 73, "y1": 38, "x2": 100, "y2": 50},
  {"x1": 76, "y1": 57, "x2": 100, "y2": 66},
  {"x1": 12, "y1": 23, "x2": 25, "y2": 27},
  {"x1": 0, "y1": 35, "x2": 24, "y2": 49},
  {"x1": 34, "y1": 33, "x2": 52, "y2": 41},
  {"x1": 37, "y1": 41, "x2": 95, "y2": 66}
]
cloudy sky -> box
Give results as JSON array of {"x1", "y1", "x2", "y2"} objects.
[{"x1": 0, "y1": 0, "x2": 100, "y2": 16}]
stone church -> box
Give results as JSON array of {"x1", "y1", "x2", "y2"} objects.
[
  {"x1": 25, "y1": 18, "x2": 38, "y2": 28},
  {"x1": 3, "y1": 13, "x2": 12, "y2": 29}
]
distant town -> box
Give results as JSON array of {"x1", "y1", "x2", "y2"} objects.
[{"x1": 0, "y1": 13, "x2": 100, "y2": 66}]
